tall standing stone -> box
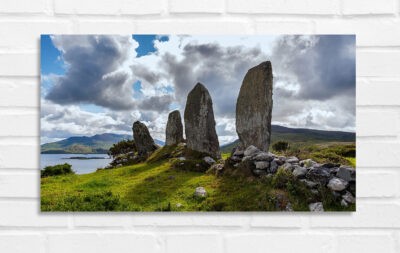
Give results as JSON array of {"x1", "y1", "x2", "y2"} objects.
[
  {"x1": 132, "y1": 121, "x2": 158, "y2": 157},
  {"x1": 184, "y1": 83, "x2": 220, "y2": 158},
  {"x1": 165, "y1": 110, "x2": 184, "y2": 146},
  {"x1": 236, "y1": 61, "x2": 273, "y2": 151}
]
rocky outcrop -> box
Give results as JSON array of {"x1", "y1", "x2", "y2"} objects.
[
  {"x1": 236, "y1": 61, "x2": 273, "y2": 151},
  {"x1": 226, "y1": 145, "x2": 356, "y2": 211},
  {"x1": 132, "y1": 121, "x2": 158, "y2": 158},
  {"x1": 165, "y1": 110, "x2": 184, "y2": 146},
  {"x1": 184, "y1": 83, "x2": 220, "y2": 158}
]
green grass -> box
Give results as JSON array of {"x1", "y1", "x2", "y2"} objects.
[{"x1": 41, "y1": 158, "x2": 355, "y2": 212}]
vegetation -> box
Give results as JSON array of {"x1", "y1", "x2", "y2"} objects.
[
  {"x1": 109, "y1": 139, "x2": 136, "y2": 157},
  {"x1": 41, "y1": 143, "x2": 355, "y2": 211},
  {"x1": 272, "y1": 141, "x2": 289, "y2": 152},
  {"x1": 41, "y1": 163, "x2": 75, "y2": 178}
]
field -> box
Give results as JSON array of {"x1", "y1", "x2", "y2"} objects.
[{"x1": 41, "y1": 142, "x2": 355, "y2": 212}]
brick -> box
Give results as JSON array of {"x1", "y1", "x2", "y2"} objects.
[
  {"x1": 227, "y1": 0, "x2": 340, "y2": 15},
  {"x1": 314, "y1": 18, "x2": 400, "y2": 46},
  {"x1": 54, "y1": 0, "x2": 163, "y2": 15},
  {"x1": 0, "y1": 172, "x2": 38, "y2": 198},
  {"x1": 169, "y1": 0, "x2": 224, "y2": 13},
  {"x1": 0, "y1": 113, "x2": 38, "y2": 136},
  {"x1": 310, "y1": 203, "x2": 400, "y2": 228},
  {"x1": 0, "y1": 53, "x2": 38, "y2": 76},
  {"x1": 134, "y1": 20, "x2": 253, "y2": 34},
  {"x1": 357, "y1": 171, "x2": 399, "y2": 197},
  {"x1": 0, "y1": 80, "x2": 38, "y2": 107},
  {"x1": 342, "y1": 0, "x2": 395, "y2": 15},
  {"x1": 225, "y1": 233, "x2": 333, "y2": 253},
  {"x1": 336, "y1": 234, "x2": 396, "y2": 253},
  {"x1": 250, "y1": 213, "x2": 303, "y2": 227},
  {"x1": 357, "y1": 50, "x2": 400, "y2": 78},
  {"x1": 0, "y1": 234, "x2": 45, "y2": 253},
  {"x1": 357, "y1": 142, "x2": 400, "y2": 167},
  {"x1": 357, "y1": 79, "x2": 400, "y2": 105},
  {"x1": 72, "y1": 214, "x2": 131, "y2": 227},
  {"x1": 0, "y1": 201, "x2": 68, "y2": 227},
  {"x1": 0, "y1": 0, "x2": 47, "y2": 14},
  {"x1": 76, "y1": 20, "x2": 135, "y2": 34},
  {"x1": 48, "y1": 233, "x2": 160, "y2": 253},
  {"x1": 0, "y1": 145, "x2": 38, "y2": 169},
  {"x1": 166, "y1": 234, "x2": 222, "y2": 253},
  {"x1": 0, "y1": 21, "x2": 73, "y2": 50},
  {"x1": 255, "y1": 20, "x2": 314, "y2": 34},
  {"x1": 357, "y1": 110, "x2": 398, "y2": 136}
]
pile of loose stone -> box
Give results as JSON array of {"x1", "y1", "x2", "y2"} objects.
[{"x1": 227, "y1": 145, "x2": 356, "y2": 211}]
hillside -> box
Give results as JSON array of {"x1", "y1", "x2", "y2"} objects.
[
  {"x1": 41, "y1": 133, "x2": 165, "y2": 154},
  {"x1": 221, "y1": 125, "x2": 355, "y2": 153}
]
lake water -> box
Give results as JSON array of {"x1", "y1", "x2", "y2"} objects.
[{"x1": 40, "y1": 154, "x2": 112, "y2": 174}]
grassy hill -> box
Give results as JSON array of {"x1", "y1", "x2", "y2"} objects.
[
  {"x1": 41, "y1": 133, "x2": 165, "y2": 154},
  {"x1": 41, "y1": 143, "x2": 355, "y2": 212},
  {"x1": 221, "y1": 125, "x2": 355, "y2": 153}
]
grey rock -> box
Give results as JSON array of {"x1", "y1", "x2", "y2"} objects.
[
  {"x1": 230, "y1": 155, "x2": 242, "y2": 162},
  {"x1": 132, "y1": 121, "x2": 158, "y2": 157},
  {"x1": 253, "y1": 152, "x2": 274, "y2": 161},
  {"x1": 309, "y1": 202, "x2": 324, "y2": 212},
  {"x1": 242, "y1": 156, "x2": 252, "y2": 162},
  {"x1": 254, "y1": 161, "x2": 269, "y2": 170},
  {"x1": 286, "y1": 156, "x2": 299, "y2": 164},
  {"x1": 253, "y1": 169, "x2": 267, "y2": 176},
  {"x1": 269, "y1": 160, "x2": 278, "y2": 174},
  {"x1": 275, "y1": 157, "x2": 285, "y2": 166},
  {"x1": 194, "y1": 187, "x2": 207, "y2": 197},
  {"x1": 165, "y1": 110, "x2": 184, "y2": 146},
  {"x1": 178, "y1": 157, "x2": 186, "y2": 161},
  {"x1": 233, "y1": 150, "x2": 244, "y2": 157},
  {"x1": 327, "y1": 177, "x2": 349, "y2": 192},
  {"x1": 342, "y1": 191, "x2": 355, "y2": 204},
  {"x1": 184, "y1": 83, "x2": 219, "y2": 158},
  {"x1": 244, "y1": 145, "x2": 260, "y2": 157},
  {"x1": 292, "y1": 166, "x2": 308, "y2": 178},
  {"x1": 337, "y1": 166, "x2": 356, "y2": 182},
  {"x1": 341, "y1": 199, "x2": 348, "y2": 207},
  {"x1": 285, "y1": 202, "x2": 294, "y2": 212},
  {"x1": 281, "y1": 162, "x2": 293, "y2": 172},
  {"x1": 306, "y1": 167, "x2": 331, "y2": 185},
  {"x1": 203, "y1": 156, "x2": 216, "y2": 165},
  {"x1": 236, "y1": 61, "x2": 273, "y2": 151},
  {"x1": 300, "y1": 159, "x2": 317, "y2": 168},
  {"x1": 300, "y1": 179, "x2": 318, "y2": 188}
]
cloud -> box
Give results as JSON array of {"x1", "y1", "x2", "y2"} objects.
[{"x1": 41, "y1": 35, "x2": 356, "y2": 145}]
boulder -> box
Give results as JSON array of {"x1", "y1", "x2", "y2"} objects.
[
  {"x1": 244, "y1": 145, "x2": 260, "y2": 157},
  {"x1": 327, "y1": 177, "x2": 349, "y2": 192},
  {"x1": 165, "y1": 110, "x2": 184, "y2": 146},
  {"x1": 254, "y1": 161, "x2": 269, "y2": 170},
  {"x1": 236, "y1": 61, "x2": 273, "y2": 151},
  {"x1": 309, "y1": 202, "x2": 324, "y2": 212},
  {"x1": 132, "y1": 121, "x2": 158, "y2": 157},
  {"x1": 292, "y1": 166, "x2": 308, "y2": 178},
  {"x1": 203, "y1": 156, "x2": 216, "y2": 165},
  {"x1": 194, "y1": 187, "x2": 207, "y2": 197},
  {"x1": 269, "y1": 160, "x2": 279, "y2": 174},
  {"x1": 286, "y1": 156, "x2": 300, "y2": 164},
  {"x1": 342, "y1": 191, "x2": 355, "y2": 204},
  {"x1": 253, "y1": 152, "x2": 274, "y2": 161},
  {"x1": 184, "y1": 83, "x2": 220, "y2": 158},
  {"x1": 337, "y1": 166, "x2": 356, "y2": 182},
  {"x1": 306, "y1": 167, "x2": 331, "y2": 185}
]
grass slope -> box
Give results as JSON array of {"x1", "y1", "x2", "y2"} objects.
[{"x1": 41, "y1": 151, "x2": 355, "y2": 212}]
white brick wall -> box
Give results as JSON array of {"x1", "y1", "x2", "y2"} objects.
[{"x1": 0, "y1": 0, "x2": 399, "y2": 252}]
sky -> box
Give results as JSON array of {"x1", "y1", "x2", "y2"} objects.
[{"x1": 40, "y1": 34, "x2": 355, "y2": 145}]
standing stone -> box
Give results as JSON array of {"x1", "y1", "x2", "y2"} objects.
[
  {"x1": 132, "y1": 121, "x2": 158, "y2": 157},
  {"x1": 236, "y1": 61, "x2": 273, "y2": 151},
  {"x1": 165, "y1": 110, "x2": 184, "y2": 146},
  {"x1": 184, "y1": 83, "x2": 220, "y2": 158}
]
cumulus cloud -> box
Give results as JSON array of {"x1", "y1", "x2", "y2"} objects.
[{"x1": 41, "y1": 35, "x2": 355, "y2": 145}]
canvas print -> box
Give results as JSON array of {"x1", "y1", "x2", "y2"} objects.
[{"x1": 40, "y1": 35, "x2": 356, "y2": 212}]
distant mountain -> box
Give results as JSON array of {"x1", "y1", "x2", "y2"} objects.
[
  {"x1": 41, "y1": 133, "x2": 165, "y2": 154},
  {"x1": 220, "y1": 125, "x2": 355, "y2": 153}
]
